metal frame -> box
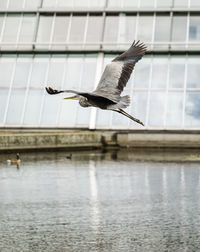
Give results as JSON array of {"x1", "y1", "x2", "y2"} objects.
[{"x1": 1, "y1": 8, "x2": 200, "y2": 14}]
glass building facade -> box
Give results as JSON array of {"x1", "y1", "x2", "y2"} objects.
[{"x1": 0, "y1": 0, "x2": 200, "y2": 129}]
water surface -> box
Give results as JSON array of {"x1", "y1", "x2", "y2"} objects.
[{"x1": 0, "y1": 149, "x2": 200, "y2": 252}]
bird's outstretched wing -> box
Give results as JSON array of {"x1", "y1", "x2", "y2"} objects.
[
  {"x1": 93, "y1": 40, "x2": 147, "y2": 102},
  {"x1": 45, "y1": 87, "x2": 80, "y2": 95}
]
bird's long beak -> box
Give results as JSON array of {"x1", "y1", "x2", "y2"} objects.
[{"x1": 64, "y1": 95, "x2": 78, "y2": 100}]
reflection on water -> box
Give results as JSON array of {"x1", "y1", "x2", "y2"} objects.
[
  {"x1": 0, "y1": 149, "x2": 200, "y2": 252},
  {"x1": 89, "y1": 160, "x2": 100, "y2": 234}
]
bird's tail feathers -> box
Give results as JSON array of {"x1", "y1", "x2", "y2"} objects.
[{"x1": 118, "y1": 95, "x2": 130, "y2": 109}]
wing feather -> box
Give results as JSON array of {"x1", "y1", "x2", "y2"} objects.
[{"x1": 93, "y1": 40, "x2": 147, "y2": 102}]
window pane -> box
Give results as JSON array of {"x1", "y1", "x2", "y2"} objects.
[
  {"x1": 140, "y1": 0, "x2": 155, "y2": 7},
  {"x1": 148, "y1": 91, "x2": 166, "y2": 127},
  {"x1": 0, "y1": 57, "x2": 13, "y2": 123},
  {"x1": 190, "y1": 0, "x2": 200, "y2": 7},
  {"x1": 8, "y1": 0, "x2": 24, "y2": 9},
  {"x1": 41, "y1": 94, "x2": 61, "y2": 125},
  {"x1": 172, "y1": 15, "x2": 187, "y2": 50},
  {"x1": 36, "y1": 15, "x2": 53, "y2": 49},
  {"x1": 174, "y1": 0, "x2": 188, "y2": 7},
  {"x1": 104, "y1": 16, "x2": 119, "y2": 49},
  {"x1": 189, "y1": 15, "x2": 200, "y2": 41},
  {"x1": 68, "y1": 16, "x2": 86, "y2": 49},
  {"x1": 0, "y1": 0, "x2": 7, "y2": 9},
  {"x1": 58, "y1": 99, "x2": 78, "y2": 127},
  {"x1": 96, "y1": 109, "x2": 112, "y2": 127},
  {"x1": 73, "y1": 0, "x2": 89, "y2": 7},
  {"x1": 76, "y1": 106, "x2": 91, "y2": 126},
  {"x1": 63, "y1": 55, "x2": 84, "y2": 90},
  {"x1": 0, "y1": 88, "x2": 9, "y2": 124},
  {"x1": 169, "y1": 57, "x2": 185, "y2": 88},
  {"x1": 137, "y1": 15, "x2": 153, "y2": 42},
  {"x1": 172, "y1": 15, "x2": 187, "y2": 42},
  {"x1": 166, "y1": 92, "x2": 183, "y2": 127},
  {"x1": 118, "y1": 15, "x2": 136, "y2": 44},
  {"x1": 154, "y1": 15, "x2": 171, "y2": 50},
  {"x1": 6, "y1": 88, "x2": 26, "y2": 125},
  {"x1": 134, "y1": 57, "x2": 151, "y2": 88},
  {"x1": 30, "y1": 56, "x2": 49, "y2": 88},
  {"x1": 24, "y1": 0, "x2": 41, "y2": 9},
  {"x1": 123, "y1": 0, "x2": 139, "y2": 7},
  {"x1": 41, "y1": 57, "x2": 66, "y2": 125},
  {"x1": 85, "y1": 15, "x2": 103, "y2": 50},
  {"x1": 13, "y1": 58, "x2": 32, "y2": 87},
  {"x1": 18, "y1": 14, "x2": 35, "y2": 49},
  {"x1": 89, "y1": 0, "x2": 105, "y2": 8},
  {"x1": 112, "y1": 107, "x2": 131, "y2": 127},
  {"x1": 0, "y1": 15, "x2": 4, "y2": 34},
  {"x1": 42, "y1": 0, "x2": 56, "y2": 7},
  {"x1": 107, "y1": 0, "x2": 122, "y2": 7},
  {"x1": 0, "y1": 57, "x2": 15, "y2": 87},
  {"x1": 23, "y1": 89, "x2": 43, "y2": 125},
  {"x1": 57, "y1": 0, "x2": 73, "y2": 7},
  {"x1": 81, "y1": 55, "x2": 97, "y2": 91},
  {"x1": 131, "y1": 91, "x2": 148, "y2": 128},
  {"x1": 52, "y1": 15, "x2": 70, "y2": 50},
  {"x1": 23, "y1": 56, "x2": 49, "y2": 125},
  {"x1": 47, "y1": 57, "x2": 65, "y2": 87},
  {"x1": 2, "y1": 15, "x2": 20, "y2": 49},
  {"x1": 151, "y1": 57, "x2": 168, "y2": 88},
  {"x1": 156, "y1": 0, "x2": 173, "y2": 7},
  {"x1": 187, "y1": 57, "x2": 200, "y2": 88},
  {"x1": 185, "y1": 92, "x2": 200, "y2": 127}
]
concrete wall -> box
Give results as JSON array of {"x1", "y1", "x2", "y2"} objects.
[{"x1": 0, "y1": 130, "x2": 200, "y2": 151}]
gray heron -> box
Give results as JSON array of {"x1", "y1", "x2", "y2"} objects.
[{"x1": 46, "y1": 40, "x2": 146, "y2": 126}]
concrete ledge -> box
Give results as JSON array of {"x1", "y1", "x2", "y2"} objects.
[
  {"x1": 0, "y1": 131, "x2": 104, "y2": 151},
  {"x1": 0, "y1": 130, "x2": 200, "y2": 151},
  {"x1": 117, "y1": 132, "x2": 200, "y2": 148}
]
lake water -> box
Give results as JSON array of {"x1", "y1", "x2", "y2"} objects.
[{"x1": 0, "y1": 149, "x2": 200, "y2": 252}]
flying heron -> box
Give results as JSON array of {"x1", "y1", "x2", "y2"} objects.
[{"x1": 46, "y1": 40, "x2": 146, "y2": 126}]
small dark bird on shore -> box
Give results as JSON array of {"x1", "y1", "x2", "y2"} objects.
[{"x1": 66, "y1": 153, "x2": 72, "y2": 160}]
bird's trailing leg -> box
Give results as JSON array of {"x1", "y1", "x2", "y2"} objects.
[{"x1": 114, "y1": 109, "x2": 144, "y2": 126}]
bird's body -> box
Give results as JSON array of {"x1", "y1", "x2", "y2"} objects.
[
  {"x1": 46, "y1": 40, "x2": 147, "y2": 126},
  {"x1": 7, "y1": 153, "x2": 21, "y2": 165}
]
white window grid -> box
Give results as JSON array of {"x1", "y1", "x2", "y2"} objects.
[
  {"x1": 0, "y1": 53, "x2": 200, "y2": 130},
  {"x1": 0, "y1": 11, "x2": 200, "y2": 51}
]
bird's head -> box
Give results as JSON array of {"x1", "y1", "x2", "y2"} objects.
[{"x1": 64, "y1": 95, "x2": 90, "y2": 107}]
